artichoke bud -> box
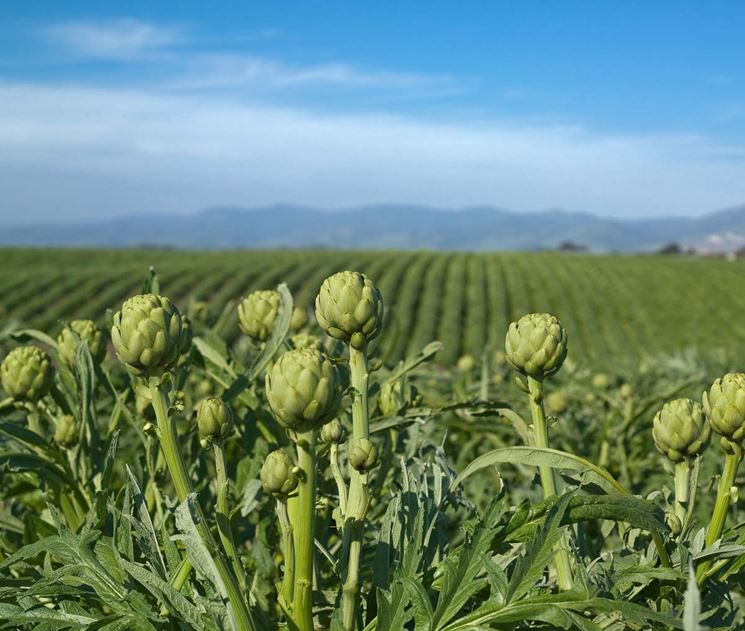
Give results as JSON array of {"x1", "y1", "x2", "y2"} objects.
[
  {"x1": 315, "y1": 271, "x2": 384, "y2": 349},
  {"x1": 238, "y1": 290, "x2": 280, "y2": 342},
  {"x1": 1, "y1": 346, "x2": 54, "y2": 402},
  {"x1": 290, "y1": 333, "x2": 322, "y2": 351},
  {"x1": 111, "y1": 294, "x2": 185, "y2": 377},
  {"x1": 291, "y1": 307, "x2": 309, "y2": 332},
  {"x1": 57, "y1": 320, "x2": 106, "y2": 366},
  {"x1": 320, "y1": 418, "x2": 346, "y2": 444},
  {"x1": 196, "y1": 397, "x2": 234, "y2": 443},
  {"x1": 619, "y1": 383, "x2": 634, "y2": 399},
  {"x1": 261, "y1": 449, "x2": 298, "y2": 496},
  {"x1": 592, "y1": 373, "x2": 611, "y2": 390},
  {"x1": 54, "y1": 414, "x2": 79, "y2": 448},
  {"x1": 505, "y1": 313, "x2": 568, "y2": 380},
  {"x1": 265, "y1": 348, "x2": 343, "y2": 431},
  {"x1": 703, "y1": 373, "x2": 745, "y2": 445},
  {"x1": 379, "y1": 379, "x2": 405, "y2": 416},
  {"x1": 456, "y1": 354, "x2": 476, "y2": 373},
  {"x1": 546, "y1": 391, "x2": 568, "y2": 415},
  {"x1": 652, "y1": 398, "x2": 710, "y2": 462},
  {"x1": 349, "y1": 438, "x2": 378, "y2": 472}
]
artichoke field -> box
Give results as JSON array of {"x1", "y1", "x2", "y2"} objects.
[{"x1": 1, "y1": 263, "x2": 745, "y2": 630}]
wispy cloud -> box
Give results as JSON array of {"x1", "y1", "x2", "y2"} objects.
[
  {"x1": 1, "y1": 81, "x2": 744, "y2": 225},
  {"x1": 42, "y1": 19, "x2": 184, "y2": 60}
]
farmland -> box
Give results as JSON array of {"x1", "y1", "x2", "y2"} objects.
[{"x1": 1, "y1": 247, "x2": 743, "y2": 367}]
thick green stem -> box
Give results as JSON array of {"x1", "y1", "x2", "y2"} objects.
[
  {"x1": 149, "y1": 380, "x2": 256, "y2": 631},
  {"x1": 697, "y1": 445, "x2": 742, "y2": 583},
  {"x1": 276, "y1": 499, "x2": 295, "y2": 607},
  {"x1": 674, "y1": 461, "x2": 690, "y2": 524},
  {"x1": 292, "y1": 428, "x2": 317, "y2": 631},
  {"x1": 527, "y1": 376, "x2": 574, "y2": 591},
  {"x1": 342, "y1": 345, "x2": 370, "y2": 631},
  {"x1": 214, "y1": 443, "x2": 247, "y2": 589}
]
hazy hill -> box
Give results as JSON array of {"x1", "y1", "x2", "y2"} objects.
[{"x1": 2, "y1": 203, "x2": 745, "y2": 251}]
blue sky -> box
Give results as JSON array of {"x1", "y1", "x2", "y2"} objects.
[{"x1": 1, "y1": 1, "x2": 744, "y2": 224}]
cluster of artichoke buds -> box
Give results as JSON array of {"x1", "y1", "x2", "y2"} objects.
[
  {"x1": 652, "y1": 398, "x2": 710, "y2": 462},
  {"x1": 315, "y1": 271, "x2": 384, "y2": 350},
  {"x1": 196, "y1": 396, "x2": 234, "y2": 445},
  {"x1": 703, "y1": 373, "x2": 745, "y2": 450},
  {"x1": 111, "y1": 294, "x2": 189, "y2": 377},
  {"x1": 265, "y1": 348, "x2": 343, "y2": 432},
  {"x1": 1, "y1": 346, "x2": 54, "y2": 402},
  {"x1": 57, "y1": 319, "x2": 106, "y2": 366},
  {"x1": 54, "y1": 414, "x2": 79, "y2": 448},
  {"x1": 261, "y1": 449, "x2": 299, "y2": 496},
  {"x1": 238, "y1": 290, "x2": 280, "y2": 342},
  {"x1": 505, "y1": 312, "x2": 568, "y2": 380}
]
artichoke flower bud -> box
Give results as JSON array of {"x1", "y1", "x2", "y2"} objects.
[
  {"x1": 457, "y1": 354, "x2": 476, "y2": 373},
  {"x1": 291, "y1": 307, "x2": 309, "y2": 332},
  {"x1": 315, "y1": 271, "x2": 384, "y2": 349},
  {"x1": 505, "y1": 313, "x2": 568, "y2": 380},
  {"x1": 111, "y1": 294, "x2": 185, "y2": 377},
  {"x1": 196, "y1": 397, "x2": 234, "y2": 443},
  {"x1": 57, "y1": 320, "x2": 106, "y2": 366},
  {"x1": 1, "y1": 346, "x2": 54, "y2": 402},
  {"x1": 546, "y1": 391, "x2": 568, "y2": 415},
  {"x1": 379, "y1": 379, "x2": 405, "y2": 416},
  {"x1": 266, "y1": 349, "x2": 343, "y2": 431},
  {"x1": 592, "y1": 373, "x2": 611, "y2": 390},
  {"x1": 652, "y1": 398, "x2": 710, "y2": 462},
  {"x1": 619, "y1": 383, "x2": 634, "y2": 399},
  {"x1": 238, "y1": 290, "x2": 280, "y2": 342},
  {"x1": 54, "y1": 414, "x2": 79, "y2": 448},
  {"x1": 349, "y1": 438, "x2": 378, "y2": 472},
  {"x1": 703, "y1": 373, "x2": 745, "y2": 445},
  {"x1": 665, "y1": 511, "x2": 682, "y2": 537},
  {"x1": 261, "y1": 449, "x2": 298, "y2": 496},
  {"x1": 320, "y1": 418, "x2": 346, "y2": 444},
  {"x1": 290, "y1": 333, "x2": 322, "y2": 351}
]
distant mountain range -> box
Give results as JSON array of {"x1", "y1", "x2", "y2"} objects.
[{"x1": 3, "y1": 203, "x2": 745, "y2": 252}]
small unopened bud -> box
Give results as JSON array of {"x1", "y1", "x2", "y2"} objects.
[
  {"x1": 261, "y1": 449, "x2": 298, "y2": 496},
  {"x1": 54, "y1": 414, "x2": 79, "y2": 448},
  {"x1": 320, "y1": 418, "x2": 346, "y2": 444},
  {"x1": 196, "y1": 397, "x2": 234, "y2": 443},
  {"x1": 349, "y1": 438, "x2": 378, "y2": 472}
]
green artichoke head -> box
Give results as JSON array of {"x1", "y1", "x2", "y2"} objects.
[
  {"x1": 238, "y1": 290, "x2": 280, "y2": 342},
  {"x1": 261, "y1": 449, "x2": 298, "y2": 496},
  {"x1": 57, "y1": 320, "x2": 106, "y2": 366},
  {"x1": 652, "y1": 398, "x2": 710, "y2": 462},
  {"x1": 703, "y1": 373, "x2": 745, "y2": 445},
  {"x1": 290, "y1": 332, "x2": 322, "y2": 351},
  {"x1": 111, "y1": 294, "x2": 186, "y2": 377},
  {"x1": 505, "y1": 313, "x2": 568, "y2": 380},
  {"x1": 592, "y1": 373, "x2": 611, "y2": 391},
  {"x1": 196, "y1": 396, "x2": 234, "y2": 443},
  {"x1": 265, "y1": 348, "x2": 343, "y2": 431},
  {"x1": 546, "y1": 390, "x2": 569, "y2": 415},
  {"x1": 315, "y1": 271, "x2": 384, "y2": 349},
  {"x1": 291, "y1": 307, "x2": 309, "y2": 332},
  {"x1": 1, "y1": 346, "x2": 54, "y2": 402},
  {"x1": 379, "y1": 379, "x2": 405, "y2": 417},
  {"x1": 54, "y1": 414, "x2": 79, "y2": 448},
  {"x1": 349, "y1": 438, "x2": 378, "y2": 472},
  {"x1": 456, "y1": 354, "x2": 476, "y2": 373},
  {"x1": 320, "y1": 418, "x2": 346, "y2": 444}
]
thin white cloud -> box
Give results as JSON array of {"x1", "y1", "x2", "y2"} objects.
[
  {"x1": 1, "y1": 81, "x2": 744, "y2": 225},
  {"x1": 42, "y1": 19, "x2": 184, "y2": 60}
]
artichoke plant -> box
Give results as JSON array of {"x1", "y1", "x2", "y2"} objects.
[
  {"x1": 260, "y1": 449, "x2": 298, "y2": 496},
  {"x1": 703, "y1": 373, "x2": 745, "y2": 445},
  {"x1": 349, "y1": 438, "x2": 378, "y2": 472},
  {"x1": 196, "y1": 396, "x2": 234, "y2": 443},
  {"x1": 505, "y1": 313, "x2": 568, "y2": 380},
  {"x1": 315, "y1": 271, "x2": 383, "y2": 349},
  {"x1": 238, "y1": 290, "x2": 280, "y2": 342},
  {"x1": 111, "y1": 294, "x2": 187, "y2": 377},
  {"x1": 1, "y1": 346, "x2": 54, "y2": 402},
  {"x1": 57, "y1": 320, "x2": 106, "y2": 366},
  {"x1": 653, "y1": 398, "x2": 710, "y2": 462},
  {"x1": 265, "y1": 348, "x2": 343, "y2": 431},
  {"x1": 320, "y1": 418, "x2": 346, "y2": 444},
  {"x1": 54, "y1": 414, "x2": 79, "y2": 448}
]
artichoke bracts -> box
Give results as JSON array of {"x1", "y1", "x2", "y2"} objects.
[
  {"x1": 54, "y1": 414, "x2": 79, "y2": 448},
  {"x1": 505, "y1": 313, "x2": 567, "y2": 380},
  {"x1": 261, "y1": 449, "x2": 298, "y2": 496},
  {"x1": 238, "y1": 290, "x2": 280, "y2": 342},
  {"x1": 315, "y1": 271, "x2": 383, "y2": 349},
  {"x1": 1, "y1": 346, "x2": 54, "y2": 402},
  {"x1": 196, "y1": 396, "x2": 234, "y2": 443},
  {"x1": 653, "y1": 398, "x2": 710, "y2": 462},
  {"x1": 265, "y1": 348, "x2": 343, "y2": 432},
  {"x1": 58, "y1": 320, "x2": 106, "y2": 366},
  {"x1": 111, "y1": 294, "x2": 187, "y2": 377},
  {"x1": 703, "y1": 373, "x2": 745, "y2": 447}
]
